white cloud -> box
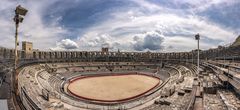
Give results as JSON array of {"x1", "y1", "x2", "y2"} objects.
[
  {"x1": 133, "y1": 31, "x2": 164, "y2": 51},
  {"x1": 0, "y1": 0, "x2": 67, "y2": 50},
  {"x1": 75, "y1": 11, "x2": 236, "y2": 52},
  {"x1": 51, "y1": 39, "x2": 78, "y2": 50},
  {"x1": 0, "y1": 0, "x2": 238, "y2": 52},
  {"x1": 77, "y1": 33, "x2": 127, "y2": 51},
  {"x1": 168, "y1": 0, "x2": 238, "y2": 13},
  {"x1": 163, "y1": 36, "x2": 214, "y2": 52},
  {"x1": 131, "y1": 0, "x2": 163, "y2": 12}
]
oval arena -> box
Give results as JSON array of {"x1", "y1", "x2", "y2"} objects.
[
  {"x1": 2, "y1": 45, "x2": 240, "y2": 110},
  {"x1": 15, "y1": 60, "x2": 201, "y2": 110},
  {"x1": 67, "y1": 73, "x2": 161, "y2": 103},
  {"x1": 3, "y1": 37, "x2": 240, "y2": 110}
]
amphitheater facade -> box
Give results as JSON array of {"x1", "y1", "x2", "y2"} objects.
[{"x1": 0, "y1": 41, "x2": 240, "y2": 110}]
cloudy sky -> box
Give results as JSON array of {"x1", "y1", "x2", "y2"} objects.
[{"x1": 0, "y1": 0, "x2": 239, "y2": 52}]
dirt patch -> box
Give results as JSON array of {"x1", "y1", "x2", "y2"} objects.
[{"x1": 68, "y1": 74, "x2": 161, "y2": 102}]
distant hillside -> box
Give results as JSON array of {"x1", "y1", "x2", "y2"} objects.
[{"x1": 231, "y1": 35, "x2": 240, "y2": 47}]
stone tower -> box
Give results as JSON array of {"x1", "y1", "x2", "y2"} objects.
[
  {"x1": 22, "y1": 41, "x2": 33, "y2": 58},
  {"x1": 102, "y1": 47, "x2": 109, "y2": 53}
]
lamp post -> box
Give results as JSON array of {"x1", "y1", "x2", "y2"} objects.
[
  {"x1": 195, "y1": 34, "x2": 200, "y2": 74},
  {"x1": 13, "y1": 5, "x2": 28, "y2": 70}
]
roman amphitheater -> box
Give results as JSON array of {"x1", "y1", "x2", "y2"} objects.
[{"x1": 0, "y1": 36, "x2": 240, "y2": 110}]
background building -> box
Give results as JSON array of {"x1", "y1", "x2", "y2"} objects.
[{"x1": 22, "y1": 41, "x2": 33, "y2": 59}]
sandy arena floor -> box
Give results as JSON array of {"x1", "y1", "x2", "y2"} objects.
[{"x1": 68, "y1": 74, "x2": 161, "y2": 102}]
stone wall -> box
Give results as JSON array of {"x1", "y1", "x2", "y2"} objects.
[{"x1": 1, "y1": 46, "x2": 239, "y2": 62}]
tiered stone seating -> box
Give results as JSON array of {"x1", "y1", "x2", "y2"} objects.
[
  {"x1": 38, "y1": 71, "x2": 50, "y2": 80},
  {"x1": 168, "y1": 68, "x2": 178, "y2": 76},
  {"x1": 48, "y1": 75, "x2": 64, "y2": 93}
]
